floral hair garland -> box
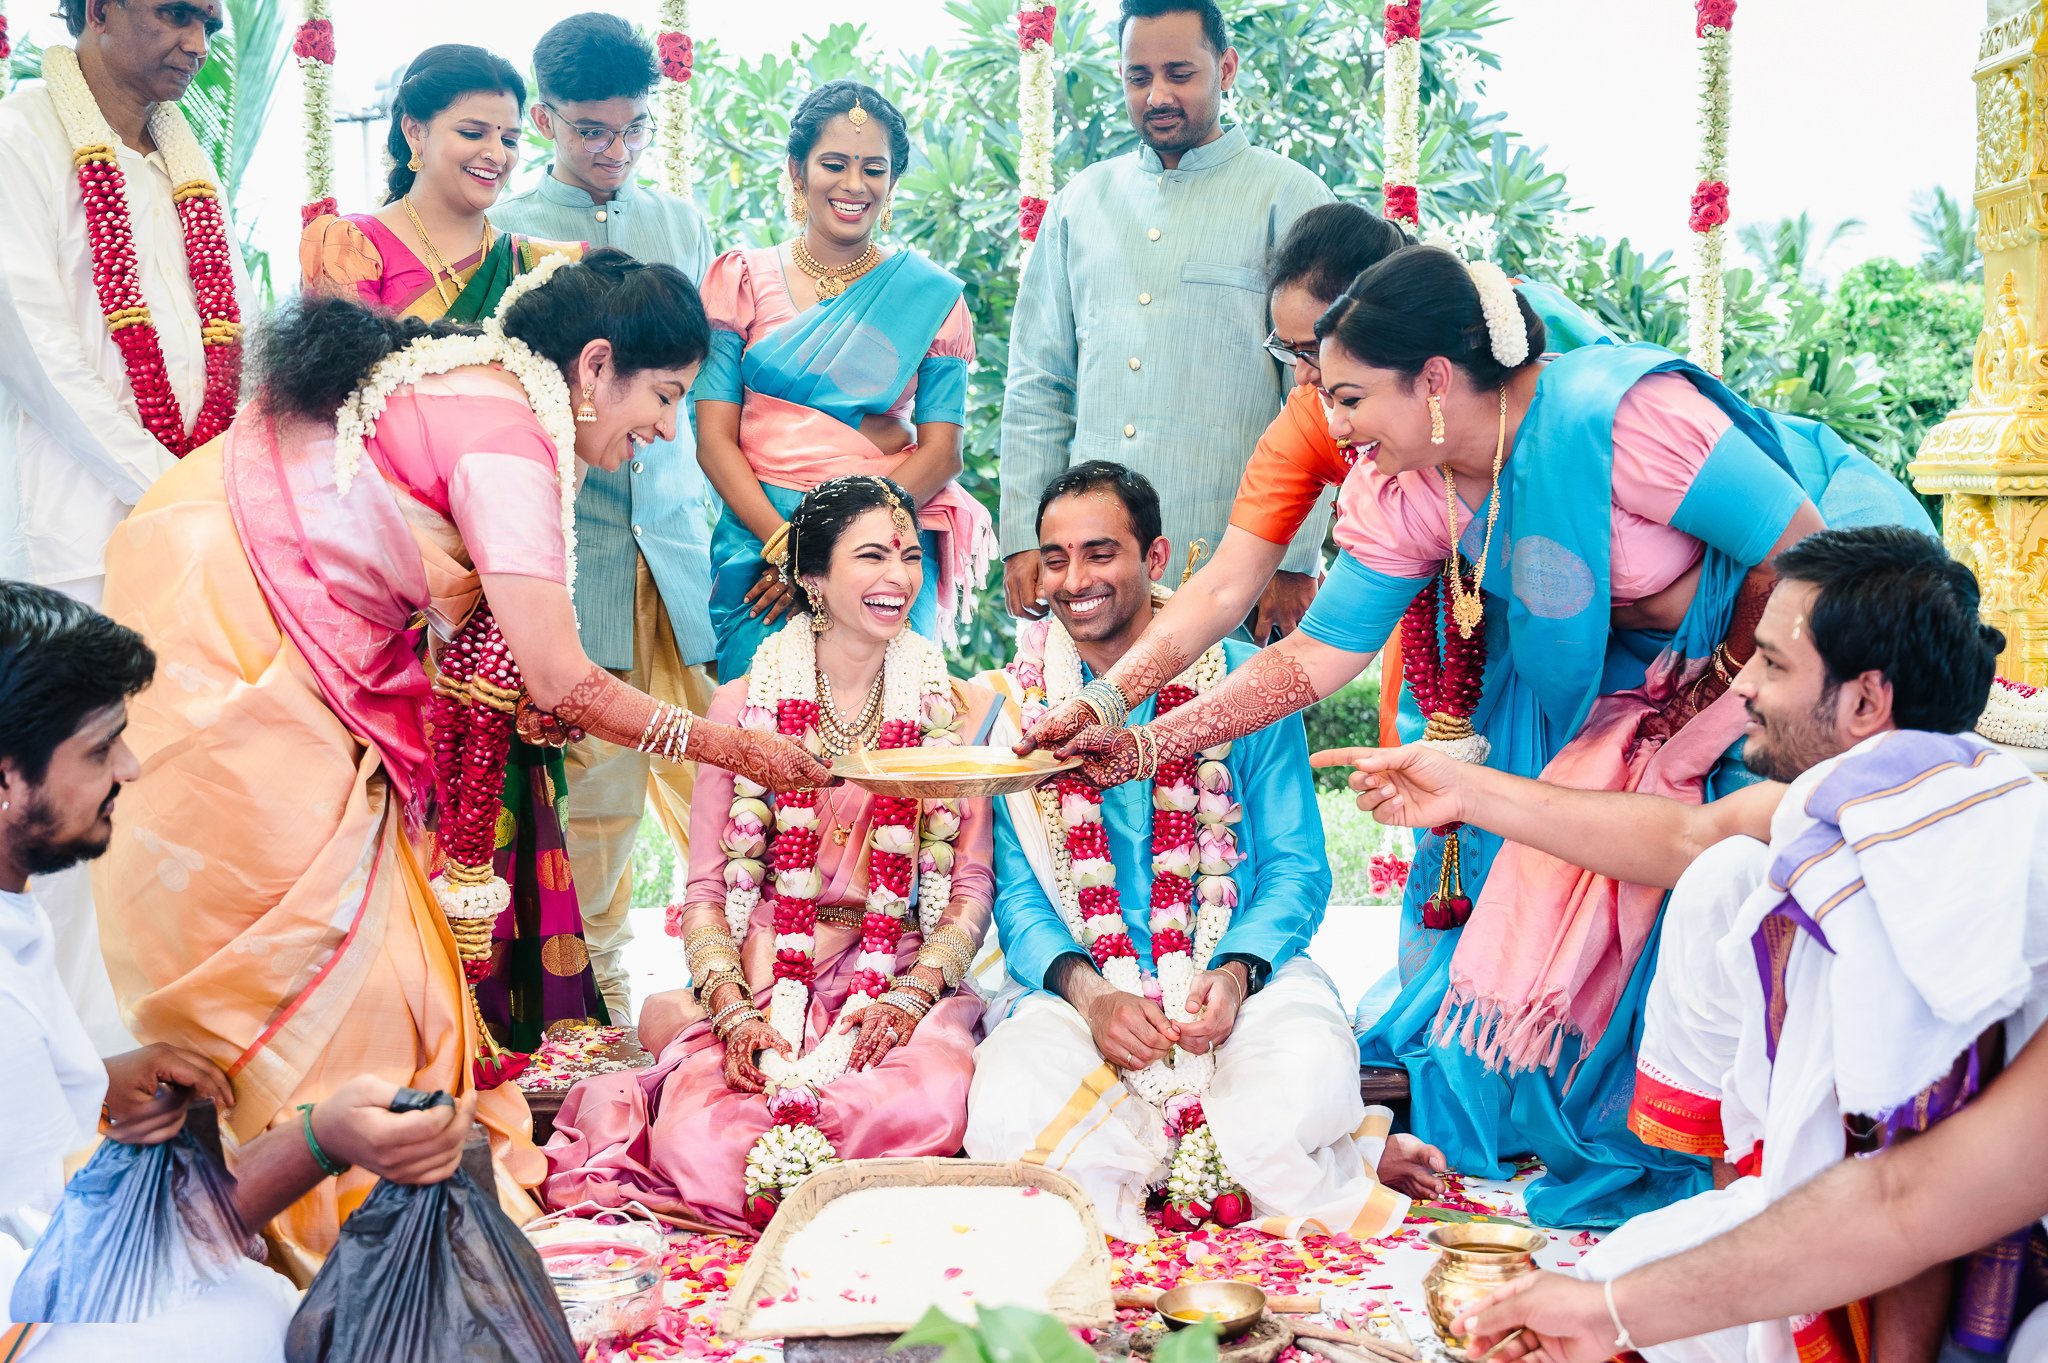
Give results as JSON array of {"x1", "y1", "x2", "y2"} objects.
[
  {"x1": 657, "y1": 0, "x2": 696, "y2": 196},
  {"x1": 1688, "y1": 0, "x2": 1735, "y2": 375},
  {"x1": 44, "y1": 45, "x2": 242, "y2": 458},
  {"x1": 1017, "y1": 4, "x2": 1057, "y2": 242},
  {"x1": 1008, "y1": 601, "x2": 1251, "y2": 1230},
  {"x1": 296, "y1": 0, "x2": 337, "y2": 225},
  {"x1": 1465, "y1": 260, "x2": 1527, "y2": 368},
  {"x1": 1381, "y1": 1, "x2": 1422, "y2": 226},
  {"x1": 1979, "y1": 677, "x2": 2048, "y2": 750},
  {"x1": 707, "y1": 616, "x2": 963, "y2": 1223},
  {"x1": 332, "y1": 252, "x2": 581, "y2": 591}
]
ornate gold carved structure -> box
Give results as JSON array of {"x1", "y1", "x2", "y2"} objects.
[{"x1": 1911, "y1": 1, "x2": 2048, "y2": 682}]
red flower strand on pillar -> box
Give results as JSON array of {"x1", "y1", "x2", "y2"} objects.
[
  {"x1": 1018, "y1": 5, "x2": 1057, "y2": 242},
  {"x1": 298, "y1": 0, "x2": 336, "y2": 226},
  {"x1": 1688, "y1": 0, "x2": 1735, "y2": 374},
  {"x1": 1381, "y1": 1, "x2": 1422, "y2": 226}
]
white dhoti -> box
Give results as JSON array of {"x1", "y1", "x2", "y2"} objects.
[{"x1": 965, "y1": 957, "x2": 1410, "y2": 1243}]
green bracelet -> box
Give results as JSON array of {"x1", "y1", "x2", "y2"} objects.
[{"x1": 299, "y1": 1102, "x2": 351, "y2": 1178}]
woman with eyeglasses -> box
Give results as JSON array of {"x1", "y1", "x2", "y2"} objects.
[{"x1": 300, "y1": 44, "x2": 580, "y2": 322}]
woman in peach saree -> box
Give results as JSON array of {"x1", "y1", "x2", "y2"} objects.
[{"x1": 93, "y1": 251, "x2": 833, "y2": 1271}]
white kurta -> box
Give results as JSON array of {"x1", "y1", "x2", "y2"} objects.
[
  {"x1": 0, "y1": 80, "x2": 252, "y2": 604},
  {"x1": 0, "y1": 886, "x2": 295, "y2": 1359}
]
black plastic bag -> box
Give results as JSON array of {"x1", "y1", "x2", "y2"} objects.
[
  {"x1": 9, "y1": 1126, "x2": 260, "y2": 1323},
  {"x1": 285, "y1": 1168, "x2": 579, "y2": 1362}
]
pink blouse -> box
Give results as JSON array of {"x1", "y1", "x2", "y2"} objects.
[
  {"x1": 1335, "y1": 373, "x2": 1731, "y2": 605},
  {"x1": 366, "y1": 370, "x2": 569, "y2": 583}
]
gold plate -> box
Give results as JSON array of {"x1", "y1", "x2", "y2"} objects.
[{"x1": 829, "y1": 745, "x2": 1080, "y2": 798}]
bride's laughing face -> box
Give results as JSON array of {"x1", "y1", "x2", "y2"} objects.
[{"x1": 807, "y1": 507, "x2": 922, "y2": 648}]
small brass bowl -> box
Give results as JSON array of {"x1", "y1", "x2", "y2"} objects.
[{"x1": 1156, "y1": 1281, "x2": 1267, "y2": 1341}]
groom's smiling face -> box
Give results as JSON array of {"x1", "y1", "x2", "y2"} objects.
[{"x1": 1036, "y1": 490, "x2": 1169, "y2": 647}]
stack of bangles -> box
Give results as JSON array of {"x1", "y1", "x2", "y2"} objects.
[
  {"x1": 1076, "y1": 676, "x2": 1132, "y2": 729},
  {"x1": 877, "y1": 922, "x2": 978, "y2": 1028},
  {"x1": 762, "y1": 521, "x2": 792, "y2": 579},
  {"x1": 637, "y1": 700, "x2": 695, "y2": 763},
  {"x1": 1128, "y1": 726, "x2": 1162, "y2": 782},
  {"x1": 685, "y1": 925, "x2": 760, "y2": 1041}
]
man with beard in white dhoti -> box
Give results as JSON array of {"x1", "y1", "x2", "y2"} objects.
[
  {"x1": 1334, "y1": 527, "x2": 2048, "y2": 1363},
  {"x1": 964, "y1": 463, "x2": 1444, "y2": 1243}
]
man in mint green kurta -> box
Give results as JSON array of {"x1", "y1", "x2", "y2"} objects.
[
  {"x1": 997, "y1": 0, "x2": 1334, "y2": 631},
  {"x1": 489, "y1": 13, "x2": 717, "y2": 1020}
]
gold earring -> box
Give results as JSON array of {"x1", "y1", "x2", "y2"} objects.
[
  {"x1": 576, "y1": 385, "x2": 597, "y2": 424},
  {"x1": 807, "y1": 586, "x2": 830, "y2": 634},
  {"x1": 1428, "y1": 394, "x2": 1446, "y2": 445},
  {"x1": 788, "y1": 180, "x2": 808, "y2": 224},
  {"x1": 407, "y1": 146, "x2": 423, "y2": 173},
  {"x1": 880, "y1": 200, "x2": 894, "y2": 232}
]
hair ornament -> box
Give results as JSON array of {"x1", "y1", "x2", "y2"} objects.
[
  {"x1": 1465, "y1": 260, "x2": 1529, "y2": 369},
  {"x1": 483, "y1": 251, "x2": 578, "y2": 338},
  {"x1": 848, "y1": 92, "x2": 870, "y2": 129}
]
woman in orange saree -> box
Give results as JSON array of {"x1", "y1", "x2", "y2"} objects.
[{"x1": 93, "y1": 250, "x2": 834, "y2": 1272}]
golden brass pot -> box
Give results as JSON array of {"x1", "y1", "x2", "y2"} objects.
[{"x1": 1421, "y1": 1223, "x2": 1547, "y2": 1355}]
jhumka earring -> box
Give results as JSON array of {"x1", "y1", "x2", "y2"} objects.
[
  {"x1": 407, "y1": 147, "x2": 423, "y2": 173},
  {"x1": 1428, "y1": 393, "x2": 1446, "y2": 445},
  {"x1": 879, "y1": 200, "x2": 894, "y2": 232},
  {"x1": 576, "y1": 385, "x2": 598, "y2": 424},
  {"x1": 788, "y1": 179, "x2": 808, "y2": 224},
  {"x1": 808, "y1": 585, "x2": 831, "y2": 634}
]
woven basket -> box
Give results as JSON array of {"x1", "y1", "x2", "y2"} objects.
[{"x1": 719, "y1": 1158, "x2": 1115, "y2": 1339}]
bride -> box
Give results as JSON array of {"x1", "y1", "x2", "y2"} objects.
[
  {"x1": 543, "y1": 474, "x2": 1001, "y2": 1235},
  {"x1": 94, "y1": 248, "x2": 830, "y2": 1268}
]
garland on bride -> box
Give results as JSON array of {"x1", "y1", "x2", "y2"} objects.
[
  {"x1": 44, "y1": 44, "x2": 243, "y2": 458},
  {"x1": 1007, "y1": 599, "x2": 1251, "y2": 1229},
  {"x1": 702, "y1": 617, "x2": 966, "y2": 1223}
]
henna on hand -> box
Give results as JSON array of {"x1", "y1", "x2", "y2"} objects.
[
  {"x1": 1148, "y1": 646, "x2": 1319, "y2": 762},
  {"x1": 685, "y1": 719, "x2": 838, "y2": 793},
  {"x1": 1062, "y1": 724, "x2": 1145, "y2": 788},
  {"x1": 513, "y1": 694, "x2": 583, "y2": 748},
  {"x1": 1019, "y1": 696, "x2": 1097, "y2": 755},
  {"x1": 1103, "y1": 628, "x2": 1193, "y2": 713},
  {"x1": 548, "y1": 665, "x2": 653, "y2": 744},
  {"x1": 844, "y1": 1001, "x2": 919, "y2": 1071},
  {"x1": 1723, "y1": 566, "x2": 1775, "y2": 667}
]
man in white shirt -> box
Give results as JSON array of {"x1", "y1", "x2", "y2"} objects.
[
  {"x1": 0, "y1": 0, "x2": 250, "y2": 1052},
  {"x1": 0, "y1": 581, "x2": 478, "y2": 1360}
]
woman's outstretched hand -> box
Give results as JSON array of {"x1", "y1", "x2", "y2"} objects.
[
  {"x1": 1059, "y1": 724, "x2": 1146, "y2": 788},
  {"x1": 722, "y1": 1015, "x2": 795, "y2": 1093},
  {"x1": 839, "y1": 1000, "x2": 919, "y2": 1071},
  {"x1": 1017, "y1": 696, "x2": 1095, "y2": 757},
  {"x1": 1310, "y1": 745, "x2": 1467, "y2": 829},
  {"x1": 688, "y1": 721, "x2": 837, "y2": 792}
]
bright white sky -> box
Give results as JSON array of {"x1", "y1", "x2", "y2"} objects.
[{"x1": 12, "y1": 0, "x2": 1981, "y2": 284}]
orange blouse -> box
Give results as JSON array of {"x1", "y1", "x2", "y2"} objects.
[{"x1": 1228, "y1": 383, "x2": 1352, "y2": 546}]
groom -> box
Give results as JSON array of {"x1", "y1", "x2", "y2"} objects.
[{"x1": 965, "y1": 462, "x2": 1442, "y2": 1243}]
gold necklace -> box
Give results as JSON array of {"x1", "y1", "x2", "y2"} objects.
[
  {"x1": 814, "y1": 663, "x2": 885, "y2": 759},
  {"x1": 402, "y1": 196, "x2": 493, "y2": 311},
  {"x1": 1438, "y1": 385, "x2": 1509, "y2": 640},
  {"x1": 790, "y1": 236, "x2": 881, "y2": 301}
]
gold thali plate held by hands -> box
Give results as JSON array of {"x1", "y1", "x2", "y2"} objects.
[{"x1": 829, "y1": 745, "x2": 1080, "y2": 798}]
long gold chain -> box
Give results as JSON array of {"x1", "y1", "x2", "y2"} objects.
[
  {"x1": 402, "y1": 196, "x2": 493, "y2": 311},
  {"x1": 1438, "y1": 385, "x2": 1509, "y2": 640},
  {"x1": 790, "y1": 236, "x2": 881, "y2": 301}
]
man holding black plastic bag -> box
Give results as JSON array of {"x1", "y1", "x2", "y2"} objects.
[{"x1": 0, "y1": 582, "x2": 479, "y2": 1359}]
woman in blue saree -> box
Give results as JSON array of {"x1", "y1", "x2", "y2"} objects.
[
  {"x1": 695, "y1": 81, "x2": 992, "y2": 679},
  {"x1": 1054, "y1": 246, "x2": 1931, "y2": 1228}
]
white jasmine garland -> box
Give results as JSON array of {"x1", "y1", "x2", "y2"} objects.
[
  {"x1": 300, "y1": 0, "x2": 334, "y2": 209},
  {"x1": 743, "y1": 1121, "x2": 837, "y2": 1198},
  {"x1": 1979, "y1": 679, "x2": 2048, "y2": 749},
  {"x1": 47, "y1": 44, "x2": 217, "y2": 196},
  {"x1": 658, "y1": 0, "x2": 695, "y2": 197},
  {"x1": 330, "y1": 328, "x2": 581, "y2": 592},
  {"x1": 1688, "y1": 23, "x2": 1733, "y2": 374},
  {"x1": 1382, "y1": 35, "x2": 1422, "y2": 188},
  {"x1": 1465, "y1": 260, "x2": 1528, "y2": 369}
]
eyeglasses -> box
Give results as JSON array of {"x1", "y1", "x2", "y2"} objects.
[
  {"x1": 1265, "y1": 331, "x2": 1319, "y2": 367},
  {"x1": 544, "y1": 106, "x2": 657, "y2": 155}
]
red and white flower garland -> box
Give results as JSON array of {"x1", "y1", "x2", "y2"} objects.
[
  {"x1": 1687, "y1": 0, "x2": 1735, "y2": 375},
  {"x1": 1399, "y1": 568, "x2": 1489, "y2": 929},
  {"x1": 1009, "y1": 608, "x2": 1250, "y2": 1230},
  {"x1": 1017, "y1": 4, "x2": 1057, "y2": 243},
  {"x1": 45, "y1": 45, "x2": 242, "y2": 458},
  {"x1": 656, "y1": 0, "x2": 696, "y2": 197},
  {"x1": 1979, "y1": 677, "x2": 2048, "y2": 750},
  {"x1": 1381, "y1": 1, "x2": 1422, "y2": 227},
  {"x1": 296, "y1": 0, "x2": 336, "y2": 226},
  {"x1": 706, "y1": 617, "x2": 963, "y2": 1223}
]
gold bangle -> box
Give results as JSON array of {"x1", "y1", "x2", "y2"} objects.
[{"x1": 762, "y1": 521, "x2": 793, "y2": 571}]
